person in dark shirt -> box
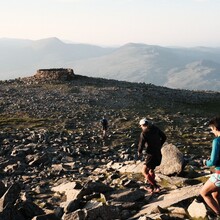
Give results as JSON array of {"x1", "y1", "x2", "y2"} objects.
[
  {"x1": 101, "y1": 117, "x2": 108, "y2": 139},
  {"x1": 138, "y1": 118, "x2": 166, "y2": 193},
  {"x1": 200, "y1": 117, "x2": 220, "y2": 218}
]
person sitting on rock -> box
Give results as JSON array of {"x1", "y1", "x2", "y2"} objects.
[
  {"x1": 200, "y1": 117, "x2": 220, "y2": 219},
  {"x1": 138, "y1": 118, "x2": 166, "y2": 194}
]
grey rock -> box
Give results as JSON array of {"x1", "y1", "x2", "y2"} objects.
[
  {"x1": 0, "y1": 182, "x2": 6, "y2": 198},
  {"x1": 0, "y1": 207, "x2": 26, "y2": 220},
  {"x1": 187, "y1": 199, "x2": 207, "y2": 219},
  {"x1": 109, "y1": 188, "x2": 145, "y2": 203},
  {"x1": 65, "y1": 199, "x2": 81, "y2": 214},
  {"x1": 63, "y1": 209, "x2": 86, "y2": 220},
  {"x1": 29, "y1": 153, "x2": 50, "y2": 166},
  {"x1": 85, "y1": 205, "x2": 121, "y2": 220},
  {"x1": 79, "y1": 181, "x2": 113, "y2": 199},
  {"x1": 0, "y1": 182, "x2": 21, "y2": 212},
  {"x1": 18, "y1": 200, "x2": 45, "y2": 218},
  {"x1": 32, "y1": 213, "x2": 60, "y2": 220},
  {"x1": 158, "y1": 143, "x2": 184, "y2": 175}
]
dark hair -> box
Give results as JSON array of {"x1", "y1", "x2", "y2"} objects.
[{"x1": 208, "y1": 117, "x2": 220, "y2": 131}]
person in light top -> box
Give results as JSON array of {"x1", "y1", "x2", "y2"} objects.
[
  {"x1": 138, "y1": 118, "x2": 166, "y2": 193},
  {"x1": 201, "y1": 117, "x2": 220, "y2": 218}
]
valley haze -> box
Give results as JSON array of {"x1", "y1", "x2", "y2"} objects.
[{"x1": 1, "y1": 37, "x2": 220, "y2": 91}]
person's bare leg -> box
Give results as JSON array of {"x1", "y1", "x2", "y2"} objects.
[
  {"x1": 201, "y1": 180, "x2": 220, "y2": 215},
  {"x1": 149, "y1": 169, "x2": 160, "y2": 192},
  {"x1": 103, "y1": 130, "x2": 106, "y2": 139},
  {"x1": 142, "y1": 165, "x2": 157, "y2": 193},
  {"x1": 212, "y1": 190, "x2": 220, "y2": 208},
  {"x1": 149, "y1": 169, "x2": 155, "y2": 180}
]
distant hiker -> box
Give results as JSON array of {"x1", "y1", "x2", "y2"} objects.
[
  {"x1": 200, "y1": 117, "x2": 220, "y2": 218},
  {"x1": 101, "y1": 117, "x2": 108, "y2": 139},
  {"x1": 138, "y1": 118, "x2": 166, "y2": 194}
]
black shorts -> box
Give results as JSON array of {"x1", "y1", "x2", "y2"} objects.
[
  {"x1": 143, "y1": 154, "x2": 161, "y2": 170},
  {"x1": 102, "y1": 126, "x2": 108, "y2": 130}
]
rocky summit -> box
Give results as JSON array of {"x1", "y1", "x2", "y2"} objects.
[{"x1": 0, "y1": 69, "x2": 220, "y2": 220}]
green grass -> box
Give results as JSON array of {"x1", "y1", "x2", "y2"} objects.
[
  {"x1": 198, "y1": 100, "x2": 220, "y2": 115},
  {"x1": 0, "y1": 116, "x2": 57, "y2": 129},
  {"x1": 176, "y1": 100, "x2": 220, "y2": 116}
]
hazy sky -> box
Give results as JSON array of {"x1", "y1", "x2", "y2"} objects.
[{"x1": 1, "y1": 0, "x2": 220, "y2": 47}]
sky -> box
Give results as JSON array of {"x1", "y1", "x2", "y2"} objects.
[{"x1": 0, "y1": 0, "x2": 220, "y2": 47}]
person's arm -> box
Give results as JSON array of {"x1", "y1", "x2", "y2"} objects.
[
  {"x1": 206, "y1": 139, "x2": 220, "y2": 167},
  {"x1": 138, "y1": 133, "x2": 145, "y2": 156},
  {"x1": 159, "y1": 129, "x2": 167, "y2": 146}
]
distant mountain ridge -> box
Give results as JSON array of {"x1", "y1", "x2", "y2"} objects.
[
  {"x1": 0, "y1": 37, "x2": 220, "y2": 91},
  {"x1": 0, "y1": 37, "x2": 115, "y2": 80}
]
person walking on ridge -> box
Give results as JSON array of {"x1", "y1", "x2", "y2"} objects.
[
  {"x1": 200, "y1": 117, "x2": 220, "y2": 219},
  {"x1": 101, "y1": 117, "x2": 108, "y2": 139},
  {"x1": 138, "y1": 118, "x2": 166, "y2": 193}
]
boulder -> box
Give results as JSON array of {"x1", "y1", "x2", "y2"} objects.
[
  {"x1": 18, "y1": 200, "x2": 45, "y2": 218},
  {"x1": 80, "y1": 181, "x2": 113, "y2": 198},
  {"x1": 158, "y1": 143, "x2": 184, "y2": 175},
  {"x1": 110, "y1": 161, "x2": 143, "y2": 173},
  {"x1": 64, "y1": 205, "x2": 120, "y2": 220},
  {"x1": 85, "y1": 205, "x2": 120, "y2": 220},
  {"x1": 109, "y1": 188, "x2": 145, "y2": 203},
  {"x1": 0, "y1": 182, "x2": 6, "y2": 198},
  {"x1": 32, "y1": 213, "x2": 60, "y2": 220},
  {"x1": 0, "y1": 182, "x2": 21, "y2": 212},
  {"x1": 51, "y1": 181, "x2": 82, "y2": 201},
  {"x1": 63, "y1": 209, "x2": 86, "y2": 220},
  {"x1": 187, "y1": 199, "x2": 207, "y2": 219}
]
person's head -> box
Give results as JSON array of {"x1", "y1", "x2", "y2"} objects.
[
  {"x1": 139, "y1": 118, "x2": 152, "y2": 131},
  {"x1": 208, "y1": 117, "x2": 220, "y2": 137}
]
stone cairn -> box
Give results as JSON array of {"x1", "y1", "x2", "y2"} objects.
[{"x1": 34, "y1": 68, "x2": 75, "y2": 81}]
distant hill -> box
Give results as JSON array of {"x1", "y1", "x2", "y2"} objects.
[
  {"x1": 0, "y1": 37, "x2": 220, "y2": 91},
  {"x1": 0, "y1": 37, "x2": 114, "y2": 80},
  {"x1": 71, "y1": 43, "x2": 220, "y2": 91}
]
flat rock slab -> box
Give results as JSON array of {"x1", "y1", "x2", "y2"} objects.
[
  {"x1": 130, "y1": 183, "x2": 203, "y2": 219},
  {"x1": 110, "y1": 161, "x2": 143, "y2": 173}
]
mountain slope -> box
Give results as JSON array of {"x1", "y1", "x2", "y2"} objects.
[
  {"x1": 71, "y1": 43, "x2": 186, "y2": 85},
  {"x1": 71, "y1": 43, "x2": 220, "y2": 91},
  {"x1": 0, "y1": 74, "x2": 220, "y2": 219},
  {"x1": 165, "y1": 60, "x2": 220, "y2": 90}
]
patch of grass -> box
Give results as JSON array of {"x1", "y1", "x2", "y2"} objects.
[
  {"x1": 179, "y1": 100, "x2": 220, "y2": 116},
  {"x1": 0, "y1": 116, "x2": 57, "y2": 129},
  {"x1": 184, "y1": 179, "x2": 202, "y2": 185},
  {"x1": 195, "y1": 175, "x2": 210, "y2": 184},
  {"x1": 70, "y1": 87, "x2": 81, "y2": 93}
]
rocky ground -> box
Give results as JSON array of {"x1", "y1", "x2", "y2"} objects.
[{"x1": 0, "y1": 73, "x2": 220, "y2": 219}]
